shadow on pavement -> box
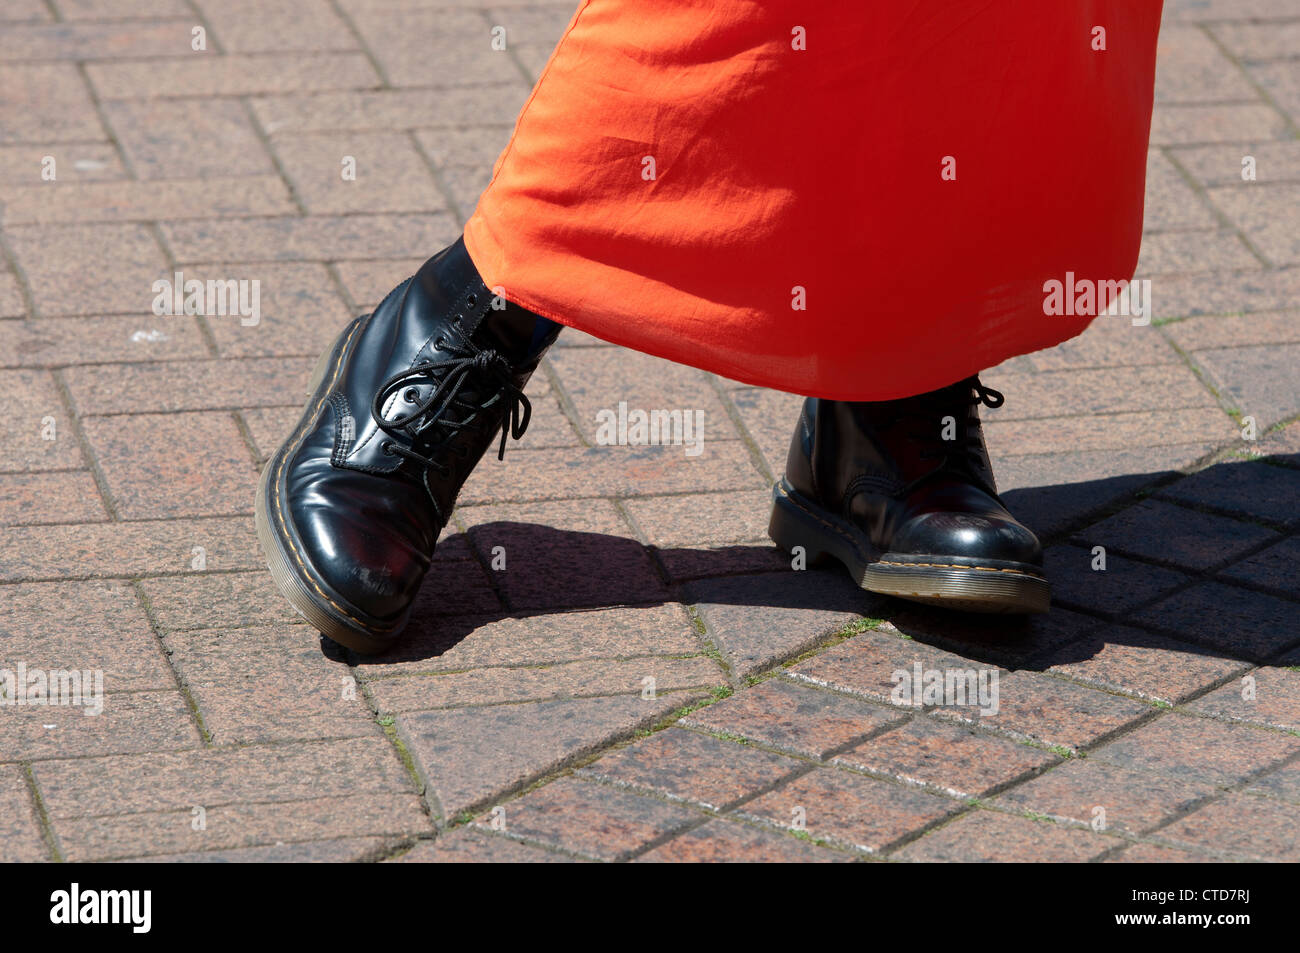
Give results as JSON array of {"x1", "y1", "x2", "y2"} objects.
[{"x1": 343, "y1": 453, "x2": 1298, "y2": 673}]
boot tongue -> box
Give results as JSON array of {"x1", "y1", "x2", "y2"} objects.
[{"x1": 474, "y1": 306, "x2": 559, "y2": 365}]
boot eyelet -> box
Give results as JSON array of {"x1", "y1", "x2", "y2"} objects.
[
  {"x1": 403, "y1": 387, "x2": 420, "y2": 403},
  {"x1": 434, "y1": 336, "x2": 445, "y2": 349},
  {"x1": 466, "y1": 293, "x2": 476, "y2": 308},
  {"x1": 381, "y1": 440, "x2": 395, "y2": 455}
]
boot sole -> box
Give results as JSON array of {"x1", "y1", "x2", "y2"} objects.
[
  {"x1": 768, "y1": 479, "x2": 1050, "y2": 614},
  {"x1": 255, "y1": 316, "x2": 409, "y2": 655}
]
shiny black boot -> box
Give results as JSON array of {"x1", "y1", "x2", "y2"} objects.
[
  {"x1": 769, "y1": 377, "x2": 1049, "y2": 613},
  {"x1": 256, "y1": 238, "x2": 559, "y2": 653}
]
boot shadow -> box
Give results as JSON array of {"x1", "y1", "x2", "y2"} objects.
[{"x1": 341, "y1": 454, "x2": 1297, "y2": 674}]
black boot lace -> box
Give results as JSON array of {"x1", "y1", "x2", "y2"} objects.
[{"x1": 370, "y1": 320, "x2": 532, "y2": 485}]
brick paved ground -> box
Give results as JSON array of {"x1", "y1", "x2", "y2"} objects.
[{"x1": 0, "y1": 0, "x2": 1297, "y2": 862}]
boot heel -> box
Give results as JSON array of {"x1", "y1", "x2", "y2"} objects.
[{"x1": 768, "y1": 480, "x2": 860, "y2": 573}]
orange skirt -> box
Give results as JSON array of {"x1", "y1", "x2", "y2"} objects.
[{"x1": 464, "y1": 0, "x2": 1163, "y2": 400}]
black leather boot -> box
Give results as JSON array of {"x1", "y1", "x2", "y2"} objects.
[
  {"x1": 256, "y1": 237, "x2": 559, "y2": 653},
  {"x1": 768, "y1": 377, "x2": 1049, "y2": 613}
]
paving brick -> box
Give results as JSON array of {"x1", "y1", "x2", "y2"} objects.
[
  {"x1": 361, "y1": 604, "x2": 703, "y2": 677},
  {"x1": 954, "y1": 670, "x2": 1153, "y2": 751},
  {"x1": 1257, "y1": 420, "x2": 1300, "y2": 458},
  {"x1": 789, "y1": 629, "x2": 996, "y2": 705},
  {"x1": 398, "y1": 693, "x2": 699, "y2": 817},
  {"x1": 458, "y1": 498, "x2": 669, "y2": 610},
  {"x1": 1209, "y1": 183, "x2": 1300, "y2": 266},
  {"x1": 878, "y1": 604, "x2": 1097, "y2": 669},
  {"x1": 331, "y1": 258, "x2": 424, "y2": 311},
  {"x1": 196, "y1": 0, "x2": 357, "y2": 53},
  {"x1": 727, "y1": 385, "x2": 804, "y2": 479},
  {"x1": 205, "y1": 262, "x2": 354, "y2": 358},
  {"x1": 1023, "y1": 316, "x2": 1180, "y2": 370},
  {"x1": 162, "y1": 213, "x2": 457, "y2": 264},
  {"x1": 1042, "y1": 544, "x2": 1192, "y2": 615},
  {"x1": 897, "y1": 810, "x2": 1113, "y2": 862},
  {"x1": 0, "y1": 19, "x2": 196, "y2": 61},
  {"x1": 0, "y1": 0, "x2": 48, "y2": 21},
  {"x1": 1107, "y1": 842, "x2": 1221, "y2": 863},
  {"x1": 1197, "y1": 342, "x2": 1300, "y2": 427},
  {"x1": 252, "y1": 86, "x2": 527, "y2": 135},
  {"x1": 682, "y1": 679, "x2": 903, "y2": 760},
  {"x1": 1245, "y1": 760, "x2": 1300, "y2": 803},
  {"x1": 0, "y1": 272, "x2": 23, "y2": 317},
  {"x1": 686, "y1": 571, "x2": 874, "y2": 678},
  {"x1": 1135, "y1": 229, "x2": 1260, "y2": 276},
  {"x1": 993, "y1": 758, "x2": 1215, "y2": 834},
  {"x1": 141, "y1": 836, "x2": 395, "y2": 863},
  {"x1": 469, "y1": 775, "x2": 699, "y2": 861},
  {"x1": 272, "y1": 132, "x2": 445, "y2": 215},
  {"x1": 1, "y1": 579, "x2": 174, "y2": 691},
  {"x1": 1093, "y1": 712, "x2": 1300, "y2": 785},
  {"x1": 393, "y1": 829, "x2": 577, "y2": 863},
  {"x1": 637, "y1": 819, "x2": 845, "y2": 863},
  {"x1": 1081, "y1": 499, "x2": 1279, "y2": 571},
  {"x1": 548, "y1": 346, "x2": 736, "y2": 445},
  {"x1": 1043, "y1": 625, "x2": 1245, "y2": 705},
  {"x1": 1211, "y1": 21, "x2": 1300, "y2": 62},
  {"x1": 0, "y1": 691, "x2": 199, "y2": 762},
  {"x1": 0, "y1": 143, "x2": 126, "y2": 186},
  {"x1": 833, "y1": 717, "x2": 1057, "y2": 798},
  {"x1": 53, "y1": 0, "x2": 189, "y2": 16},
  {"x1": 1152, "y1": 267, "x2": 1300, "y2": 320},
  {"x1": 1172, "y1": 141, "x2": 1300, "y2": 189},
  {"x1": 239, "y1": 405, "x2": 300, "y2": 461},
  {"x1": 1159, "y1": 792, "x2": 1300, "y2": 860},
  {"x1": 0, "y1": 765, "x2": 47, "y2": 862},
  {"x1": 32, "y1": 736, "x2": 413, "y2": 818},
  {"x1": 138, "y1": 570, "x2": 302, "y2": 631},
  {"x1": 0, "y1": 63, "x2": 102, "y2": 143},
  {"x1": 995, "y1": 445, "x2": 1214, "y2": 539},
  {"x1": 623, "y1": 490, "x2": 774, "y2": 551},
  {"x1": 54, "y1": 792, "x2": 429, "y2": 862},
  {"x1": 65, "y1": 356, "x2": 313, "y2": 415},
  {"x1": 1143, "y1": 151, "x2": 1220, "y2": 231},
  {"x1": 164, "y1": 625, "x2": 379, "y2": 744},
  {"x1": 1150, "y1": 103, "x2": 1291, "y2": 146},
  {"x1": 14, "y1": 173, "x2": 288, "y2": 230},
  {"x1": 86, "y1": 53, "x2": 381, "y2": 100},
  {"x1": 83, "y1": 412, "x2": 258, "y2": 519},
  {"x1": 1134, "y1": 581, "x2": 1300, "y2": 660},
  {"x1": 1165, "y1": 0, "x2": 1300, "y2": 21},
  {"x1": 1154, "y1": 25, "x2": 1260, "y2": 104},
  {"x1": 0, "y1": 314, "x2": 210, "y2": 368},
  {"x1": 103, "y1": 98, "x2": 275, "y2": 180},
  {"x1": 367, "y1": 656, "x2": 722, "y2": 713},
  {"x1": 0, "y1": 470, "x2": 107, "y2": 526},
  {"x1": 347, "y1": 6, "x2": 521, "y2": 88},
  {"x1": 985, "y1": 409, "x2": 1237, "y2": 457},
  {"x1": 1219, "y1": 534, "x2": 1300, "y2": 594},
  {"x1": 0, "y1": 368, "x2": 83, "y2": 472},
  {"x1": 578, "y1": 728, "x2": 803, "y2": 811},
  {"x1": 1186, "y1": 666, "x2": 1300, "y2": 731},
  {"x1": 1164, "y1": 309, "x2": 1300, "y2": 352},
  {"x1": 1158, "y1": 459, "x2": 1299, "y2": 527},
  {"x1": 414, "y1": 126, "x2": 513, "y2": 169},
  {"x1": 1250, "y1": 60, "x2": 1300, "y2": 121},
  {"x1": 7, "y1": 222, "x2": 168, "y2": 317},
  {"x1": 458, "y1": 440, "x2": 764, "y2": 505},
  {"x1": 0, "y1": 515, "x2": 260, "y2": 581},
  {"x1": 736, "y1": 767, "x2": 958, "y2": 853},
  {"x1": 986, "y1": 365, "x2": 1215, "y2": 422}
]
